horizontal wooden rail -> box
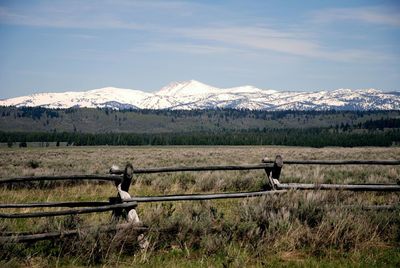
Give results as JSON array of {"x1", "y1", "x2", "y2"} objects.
[
  {"x1": 110, "y1": 159, "x2": 400, "y2": 175},
  {"x1": 2, "y1": 203, "x2": 397, "y2": 243},
  {"x1": 2, "y1": 160, "x2": 398, "y2": 184},
  {"x1": 0, "y1": 202, "x2": 137, "y2": 218},
  {"x1": 0, "y1": 164, "x2": 275, "y2": 184},
  {"x1": 276, "y1": 183, "x2": 400, "y2": 191},
  {"x1": 125, "y1": 190, "x2": 287, "y2": 203},
  {"x1": 0, "y1": 201, "x2": 110, "y2": 208},
  {"x1": 0, "y1": 223, "x2": 147, "y2": 243},
  {"x1": 0, "y1": 191, "x2": 287, "y2": 213},
  {"x1": 262, "y1": 160, "x2": 400, "y2": 165},
  {"x1": 2, "y1": 204, "x2": 397, "y2": 243},
  {"x1": 1, "y1": 182, "x2": 398, "y2": 211},
  {"x1": 110, "y1": 163, "x2": 275, "y2": 175},
  {"x1": 0, "y1": 175, "x2": 122, "y2": 184}
]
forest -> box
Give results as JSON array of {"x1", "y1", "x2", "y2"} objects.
[{"x1": 0, "y1": 107, "x2": 399, "y2": 147}]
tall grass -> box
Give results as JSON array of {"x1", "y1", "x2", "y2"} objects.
[{"x1": 0, "y1": 146, "x2": 399, "y2": 266}]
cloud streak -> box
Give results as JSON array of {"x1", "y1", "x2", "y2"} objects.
[
  {"x1": 137, "y1": 42, "x2": 246, "y2": 55},
  {"x1": 0, "y1": 6, "x2": 142, "y2": 29},
  {"x1": 312, "y1": 6, "x2": 400, "y2": 27},
  {"x1": 177, "y1": 25, "x2": 389, "y2": 62},
  {"x1": 0, "y1": 0, "x2": 204, "y2": 29}
]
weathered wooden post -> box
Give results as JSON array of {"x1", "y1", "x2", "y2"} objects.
[
  {"x1": 110, "y1": 164, "x2": 148, "y2": 248},
  {"x1": 262, "y1": 155, "x2": 283, "y2": 190},
  {"x1": 109, "y1": 163, "x2": 137, "y2": 221}
]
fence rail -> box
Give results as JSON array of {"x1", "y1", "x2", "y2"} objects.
[
  {"x1": 262, "y1": 160, "x2": 400, "y2": 165},
  {"x1": 1, "y1": 182, "x2": 399, "y2": 218},
  {"x1": 0, "y1": 201, "x2": 111, "y2": 208},
  {"x1": 110, "y1": 163, "x2": 276, "y2": 175},
  {"x1": 1, "y1": 160, "x2": 399, "y2": 184},
  {"x1": 124, "y1": 190, "x2": 288, "y2": 202},
  {"x1": 276, "y1": 183, "x2": 400, "y2": 191},
  {"x1": 0, "y1": 174, "x2": 122, "y2": 184},
  {"x1": 0, "y1": 202, "x2": 138, "y2": 218},
  {"x1": 0, "y1": 223, "x2": 148, "y2": 243}
]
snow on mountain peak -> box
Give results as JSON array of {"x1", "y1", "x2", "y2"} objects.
[
  {"x1": 156, "y1": 80, "x2": 219, "y2": 96},
  {"x1": 226, "y1": 85, "x2": 277, "y2": 94},
  {"x1": 0, "y1": 81, "x2": 398, "y2": 110},
  {"x1": 86, "y1": 86, "x2": 151, "y2": 97}
]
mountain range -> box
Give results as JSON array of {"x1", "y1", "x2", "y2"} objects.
[{"x1": 1, "y1": 80, "x2": 399, "y2": 110}]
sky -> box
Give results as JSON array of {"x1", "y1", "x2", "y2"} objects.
[{"x1": 0, "y1": 0, "x2": 399, "y2": 98}]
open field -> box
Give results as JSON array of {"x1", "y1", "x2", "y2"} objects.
[{"x1": 1, "y1": 146, "x2": 400, "y2": 267}]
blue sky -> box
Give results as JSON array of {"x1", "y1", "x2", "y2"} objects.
[{"x1": 0, "y1": 0, "x2": 399, "y2": 98}]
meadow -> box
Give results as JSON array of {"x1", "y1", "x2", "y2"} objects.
[{"x1": 0, "y1": 146, "x2": 399, "y2": 267}]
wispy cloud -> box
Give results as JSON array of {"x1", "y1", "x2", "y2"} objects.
[
  {"x1": 178, "y1": 25, "x2": 389, "y2": 62},
  {"x1": 0, "y1": 5, "x2": 142, "y2": 29},
  {"x1": 312, "y1": 6, "x2": 400, "y2": 27},
  {"x1": 0, "y1": 0, "x2": 203, "y2": 29},
  {"x1": 179, "y1": 26, "x2": 316, "y2": 56},
  {"x1": 138, "y1": 42, "x2": 244, "y2": 55}
]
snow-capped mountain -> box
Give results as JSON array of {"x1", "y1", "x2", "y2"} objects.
[{"x1": 0, "y1": 80, "x2": 399, "y2": 110}]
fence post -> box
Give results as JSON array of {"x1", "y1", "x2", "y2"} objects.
[
  {"x1": 110, "y1": 163, "x2": 136, "y2": 221},
  {"x1": 262, "y1": 155, "x2": 283, "y2": 190}
]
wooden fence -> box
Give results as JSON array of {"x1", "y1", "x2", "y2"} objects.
[{"x1": 1, "y1": 156, "x2": 399, "y2": 243}]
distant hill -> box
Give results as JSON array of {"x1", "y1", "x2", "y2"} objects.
[
  {"x1": 0, "y1": 106, "x2": 399, "y2": 134},
  {"x1": 1, "y1": 80, "x2": 399, "y2": 110}
]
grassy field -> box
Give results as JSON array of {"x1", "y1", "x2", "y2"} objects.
[{"x1": 0, "y1": 146, "x2": 400, "y2": 267}]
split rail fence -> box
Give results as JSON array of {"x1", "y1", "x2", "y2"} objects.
[{"x1": 1, "y1": 156, "x2": 399, "y2": 243}]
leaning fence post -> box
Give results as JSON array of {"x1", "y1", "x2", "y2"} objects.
[
  {"x1": 110, "y1": 164, "x2": 148, "y2": 248},
  {"x1": 110, "y1": 163, "x2": 136, "y2": 221},
  {"x1": 262, "y1": 155, "x2": 283, "y2": 190}
]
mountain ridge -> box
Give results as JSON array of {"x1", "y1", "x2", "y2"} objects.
[{"x1": 0, "y1": 80, "x2": 399, "y2": 111}]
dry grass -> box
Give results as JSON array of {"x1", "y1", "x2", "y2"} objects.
[{"x1": 0, "y1": 146, "x2": 399, "y2": 266}]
